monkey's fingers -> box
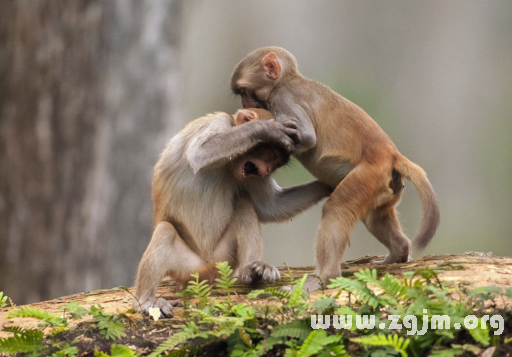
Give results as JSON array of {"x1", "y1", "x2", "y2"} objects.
[
  {"x1": 282, "y1": 120, "x2": 297, "y2": 130},
  {"x1": 281, "y1": 121, "x2": 300, "y2": 145}
]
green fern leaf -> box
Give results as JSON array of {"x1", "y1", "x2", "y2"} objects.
[
  {"x1": 62, "y1": 301, "x2": 88, "y2": 320},
  {"x1": 354, "y1": 268, "x2": 378, "y2": 284},
  {"x1": 328, "y1": 277, "x2": 379, "y2": 308},
  {"x1": 298, "y1": 330, "x2": 343, "y2": 357},
  {"x1": 351, "y1": 334, "x2": 409, "y2": 357},
  {"x1": 289, "y1": 274, "x2": 307, "y2": 305},
  {"x1": 429, "y1": 347, "x2": 464, "y2": 357},
  {"x1": 0, "y1": 328, "x2": 43, "y2": 354},
  {"x1": 98, "y1": 317, "x2": 126, "y2": 340},
  {"x1": 7, "y1": 306, "x2": 67, "y2": 327},
  {"x1": 468, "y1": 318, "x2": 490, "y2": 346},
  {"x1": 271, "y1": 319, "x2": 312, "y2": 341},
  {"x1": 148, "y1": 324, "x2": 198, "y2": 357},
  {"x1": 238, "y1": 328, "x2": 253, "y2": 348}
]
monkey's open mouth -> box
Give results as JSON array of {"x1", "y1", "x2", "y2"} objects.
[{"x1": 242, "y1": 161, "x2": 260, "y2": 178}]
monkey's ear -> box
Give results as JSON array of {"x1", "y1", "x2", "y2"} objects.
[
  {"x1": 261, "y1": 53, "x2": 282, "y2": 80},
  {"x1": 235, "y1": 109, "x2": 257, "y2": 126}
]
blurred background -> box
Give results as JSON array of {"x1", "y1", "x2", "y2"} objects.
[{"x1": 1, "y1": 1, "x2": 511, "y2": 304}]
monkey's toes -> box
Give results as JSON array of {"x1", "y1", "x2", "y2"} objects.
[
  {"x1": 137, "y1": 298, "x2": 174, "y2": 318},
  {"x1": 372, "y1": 253, "x2": 411, "y2": 264},
  {"x1": 250, "y1": 261, "x2": 281, "y2": 282},
  {"x1": 302, "y1": 277, "x2": 323, "y2": 292},
  {"x1": 238, "y1": 261, "x2": 281, "y2": 284}
]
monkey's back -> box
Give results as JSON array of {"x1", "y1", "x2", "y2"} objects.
[{"x1": 151, "y1": 115, "x2": 239, "y2": 255}]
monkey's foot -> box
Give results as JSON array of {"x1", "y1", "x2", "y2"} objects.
[
  {"x1": 283, "y1": 276, "x2": 324, "y2": 292},
  {"x1": 372, "y1": 253, "x2": 412, "y2": 264},
  {"x1": 135, "y1": 297, "x2": 176, "y2": 318},
  {"x1": 239, "y1": 261, "x2": 281, "y2": 284}
]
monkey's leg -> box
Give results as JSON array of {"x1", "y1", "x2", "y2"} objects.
[
  {"x1": 231, "y1": 197, "x2": 280, "y2": 283},
  {"x1": 363, "y1": 207, "x2": 411, "y2": 264},
  {"x1": 133, "y1": 221, "x2": 205, "y2": 317},
  {"x1": 314, "y1": 165, "x2": 383, "y2": 288}
]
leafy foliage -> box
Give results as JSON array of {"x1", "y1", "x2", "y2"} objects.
[
  {"x1": 7, "y1": 306, "x2": 67, "y2": 329},
  {"x1": 0, "y1": 291, "x2": 11, "y2": 308},
  {"x1": 0, "y1": 327, "x2": 44, "y2": 354},
  {"x1": 351, "y1": 334, "x2": 410, "y2": 357},
  {"x1": 51, "y1": 342, "x2": 79, "y2": 357},
  {"x1": 1, "y1": 263, "x2": 511, "y2": 356},
  {"x1": 62, "y1": 301, "x2": 89, "y2": 320},
  {"x1": 90, "y1": 305, "x2": 127, "y2": 340},
  {"x1": 94, "y1": 344, "x2": 139, "y2": 357}
]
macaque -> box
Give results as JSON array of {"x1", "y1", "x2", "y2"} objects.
[
  {"x1": 231, "y1": 47, "x2": 440, "y2": 290},
  {"x1": 133, "y1": 108, "x2": 332, "y2": 315}
]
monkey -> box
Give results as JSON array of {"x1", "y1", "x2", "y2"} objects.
[
  {"x1": 231, "y1": 47, "x2": 440, "y2": 290},
  {"x1": 133, "y1": 108, "x2": 332, "y2": 315}
]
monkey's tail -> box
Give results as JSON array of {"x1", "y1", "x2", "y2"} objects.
[{"x1": 395, "y1": 155, "x2": 440, "y2": 252}]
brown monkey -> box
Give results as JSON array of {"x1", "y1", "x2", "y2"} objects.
[
  {"x1": 133, "y1": 108, "x2": 332, "y2": 315},
  {"x1": 231, "y1": 47, "x2": 440, "y2": 290}
]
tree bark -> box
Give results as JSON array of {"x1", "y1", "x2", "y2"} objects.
[{"x1": 0, "y1": 0, "x2": 183, "y2": 304}]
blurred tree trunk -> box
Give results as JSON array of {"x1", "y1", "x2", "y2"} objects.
[{"x1": 0, "y1": 0, "x2": 182, "y2": 304}]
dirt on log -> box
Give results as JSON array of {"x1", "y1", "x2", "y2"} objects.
[{"x1": 1, "y1": 253, "x2": 511, "y2": 355}]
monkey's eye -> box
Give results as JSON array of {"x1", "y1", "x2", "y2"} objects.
[{"x1": 239, "y1": 88, "x2": 247, "y2": 96}]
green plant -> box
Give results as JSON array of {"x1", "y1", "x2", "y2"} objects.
[
  {"x1": 90, "y1": 305, "x2": 127, "y2": 340},
  {"x1": 1, "y1": 263, "x2": 511, "y2": 356},
  {"x1": 351, "y1": 334, "x2": 409, "y2": 357},
  {"x1": 0, "y1": 326, "x2": 44, "y2": 355},
  {"x1": 0, "y1": 302, "x2": 129, "y2": 355},
  {"x1": 94, "y1": 344, "x2": 139, "y2": 357},
  {"x1": 0, "y1": 291, "x2": 12, "y2": 308}
]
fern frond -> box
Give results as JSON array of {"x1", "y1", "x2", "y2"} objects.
[
  {"x1": 148, "y1": 330, "x2": 196, "y2": 357},
  {"x1": 215, "y1": 261, "x2": 236, "y2": 289},
  {"x1": 289, "y1": 274, "x2": 307, "y2": 306},
  {"x1": 98, "y1": 317, "x2": 126, "y2": 340},
  {"x1": 328, "y1": 277, "x2": 379, "y2": 308},
  {"x1": 351, "y1": 334, "x2": 410, "y2": 357},
  {"x1": 270, "y1": 319, "x2": 312, "y2": 341},
  {"x1": 379, "y1": 273, "x2": 406, "y2": 298},
  {"x1": 187, "y1": 273, "x2": 211, "y2": 309},
  {"x1": 7, "y1": 306, "x2": 67, "y2": 327},
  {"x1": 238, "y1": 328, "x2": 253, "y2": 348},
  {"x1": 149, "y1": 322, "x2": 208, "y2": 357},
  {"x1": 429, "y1": 347, "x2": 464, "y2": 357},
  {"x1": 354, "y1": 268, "x2": 378, "y2": 284},
  {"x1": 62, "y1": 301, "x2": 88, "y2": 320},
  {"x1": 2, "y1": 326, "x2": 24, "y2": 334},
  {"x1": 0, "y1": 328, "x2": 43, "y2": 354},
  {"x1": 265, "y1": 287, "x2": 292, "y2": 301},
  {"x1": 298, "y1": 330, "x2": 343, "y2": 357}
]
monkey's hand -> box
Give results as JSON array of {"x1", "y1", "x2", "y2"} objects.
[
  {"x1": 134, "y1": 297, "x2": 177, "y2": 318},
  {"x1": 238, "y1": 261, "x2": 281, "y2": 284},
  {"x1": 253, "y1": 120, "x2": 299, "y2": 153}
]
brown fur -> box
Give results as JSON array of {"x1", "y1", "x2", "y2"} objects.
[
  {"x1": 231, "y1": 47, "x2": 440, "y2": 287},
  {"x1": 134, "y1": 108, "x2": 332, "y2": 313}
]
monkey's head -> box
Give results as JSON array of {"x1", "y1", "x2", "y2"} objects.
[
  {"x1": 231, "y1": 108, "x2": 290, "y2": 181},
  {"x1": 231, "y1": 47, "x2": 299, "y2": 109}
]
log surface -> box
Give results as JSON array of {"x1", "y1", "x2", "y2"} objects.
[{"x1": 1, "y1": 253, "x2": 511, "y2": 338}]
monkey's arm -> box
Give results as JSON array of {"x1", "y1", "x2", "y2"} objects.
[
  {"x1": 245, "y1": 178, "x2": 332, "y2": 223},
  {"x1": 187, "y1": 117, "x2": 296, "y2": 173}
]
